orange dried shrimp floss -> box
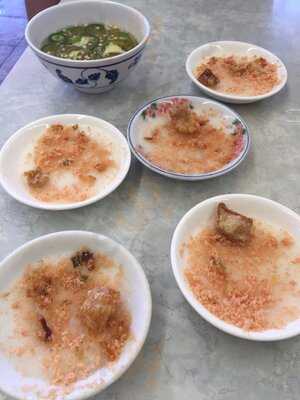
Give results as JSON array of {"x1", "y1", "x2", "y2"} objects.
[
  {"x1": 24, "y1": 124, "x2": 115, "y2": 203},
  {"x1": 196, "y1": 55, "x2": 280, "y2": 96},
  {"x1": 184, "y1": 204, "x2": 299, "y2": 331},
  {"x1": 13, "y1": 249, "x2": 131, "y2": 387},
  {"x1": 140, "y1": 99, "x2": 244, "y2": 174}
]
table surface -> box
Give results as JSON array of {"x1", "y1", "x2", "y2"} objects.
[{"x1": 1, "y1": 0, "x2": 300, "y2": 399}]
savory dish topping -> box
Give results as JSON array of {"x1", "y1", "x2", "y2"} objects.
[
  {"x1": 0, "y1": 249, "x2": 131, "y2": 387},
  {"x1": 23, "y1": 124, "x2": 117, "y2": 203},
  {"x1": 198, "y1": 68, "x2": 220, "y2": 88},
  {"x1": 195, "y1": 55, "x2": 280, "y2": 96},
  {"x1": 24, "y1": 167, "x2": 49, "y2": 188},
  {"x1": 184, "y1": 203, "x2": 300, "y2": 331},
  {"x1": 217, "y1": 202, "x2": 253, "y2": 244},
  {"x1": 137, "y1": 98, "x2": 245, "y2": 175},
  {"x1": 41, "y1": 23, "x2": 138, "y2": 60}
]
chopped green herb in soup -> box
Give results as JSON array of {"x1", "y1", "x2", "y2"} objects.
[{"x1": 41, "y1": 23, "x2": 138, "y2": 60}]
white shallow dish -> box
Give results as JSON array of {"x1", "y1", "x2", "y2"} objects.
[
  {"x1": 127, "y1": 95, "x2": 250, "y2": 181},
  {"x1": 186, "y1": 41, "x2": 288, "y2": 104},
  {"x1": 25, "y1": 0, "x2": 150, "y2": 94},
  {"x1": 171, "y1": 194, "x2": 300, "y2": 341},
  {"x1": 0, "y1": 114, "x2": 131, "y2": 210},
  {"x1": 0, "y1": 231, "x2": 152, "y2": 400}
]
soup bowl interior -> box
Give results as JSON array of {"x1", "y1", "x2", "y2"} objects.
[
  {"x1": 26, "y1": 0, "x2": 149, "y2": 62},
  {"x1": 25, "y1": 1, "x2": 150, "y2": 93}
]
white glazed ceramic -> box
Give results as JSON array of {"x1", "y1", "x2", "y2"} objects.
[
  {"x1": 25, "y1": 1, "x2": 150, "y2": 94},
  {"x1": 186, "y1": 41, "x2": 288, "y2": 104},
  {"x1": 0, "y1": 114, "x2": 131, "y2": 210},
  {"x1": 0, "y1": 231, "x2": 152, "y2": 400},
  {"x1": 127, "y1": 95, "x2": 250, "y2": 181},
  {"x1": 171, "y1": 194, "x2": 300, "y2": 341}
]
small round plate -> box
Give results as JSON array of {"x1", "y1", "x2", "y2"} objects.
[
  {"x1": 0, "y1": 114, "x2": 131, "y2": 210},
  {"x1": 171, "y1": 194, "x2": 300, "y2": 341},
  {"x1": 127, "y1": 95, "x2": 250, "y2": 180},
  {"x1": 0, "y1": 231, "x2": 152, "y2": 400},
  {"x1": 186, "y1": 41, "x2": 288, "y2": 104}
]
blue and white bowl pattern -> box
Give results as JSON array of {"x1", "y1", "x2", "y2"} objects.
[
  {"x1": 25, "y1": 1, "x2": 150, "y2": 94},
  {"x1": 39, "y1": 50, "x2": 144, "y2": 93}
]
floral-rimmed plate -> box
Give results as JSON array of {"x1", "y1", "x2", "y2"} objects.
[{"x1": 127, "y1": 95, "x2": 250, "y2": 181}]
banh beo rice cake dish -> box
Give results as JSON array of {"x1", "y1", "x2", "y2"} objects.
[
  {"x1": 136, "y1": 98, "x2": 246, "y2": 175},
  {"x1": 23, "y1": 123, "x2": 121, "y2": 203},
  {"x1": 182, "y1": 203, "x2": 300, "y2": 331},
  {"x1": 196, "y1": 55, "x2": 280, "y2": 96},
  {"x1": 41, "y1": 23, "x2": 138, "y2": 60},
  {"x1": 0, "y1": 248, "x2": 131, "y2": 389}
]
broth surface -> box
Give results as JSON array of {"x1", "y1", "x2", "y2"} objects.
[{"x1": 41, "y1": 23, "x2": 138, "y2": 60}]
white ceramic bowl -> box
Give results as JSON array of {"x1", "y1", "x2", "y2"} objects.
[
  {"x1": 0, "y1": 114, "x2": 131, "y2": 210},
  {"x1": 186, "y1": 41, "x2": 288, "y2": 104},
  {"x1": 171, "y1": 194, "x2": 300, "y2": 341},
  {"x1": 25, "y1": 1, "x2": 150, "y2": 94},
  {"x1": 0, "y1": 231, "x2": 152, "y2": 400},
  {"x1": 127, "y1": 95, "x2": 250, "y2": 181}
]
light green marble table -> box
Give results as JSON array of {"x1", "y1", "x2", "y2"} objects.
[{"x1": 0, "y1": 0, "x2": 300, "y2": 399}]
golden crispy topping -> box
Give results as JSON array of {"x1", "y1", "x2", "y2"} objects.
[
  {"x1": 24, "y1": 168, "x2": 49, "y2": 188},
  {"x1": 197, "y1": 68, "x2": 220, "y2": 87},
  {"x1": 216, "y1": 203, "x2": 253, "y2": 244},
  {"x1": 80, "y1": 287, "x2": 120, "y2": 332},
  {"x1": 24, "y1": 124, "x2": 115, "y2": 203},
  {"x1": 10, "y1": 250, "x2": 131, "y2": 386},
  {"x1": 196, "y1": 55, "x2": 279, "y2": 96},
  {"x1": 169, "y1": 103, "x2": 200, "y2": 134}
]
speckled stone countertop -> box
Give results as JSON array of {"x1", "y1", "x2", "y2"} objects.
[{"x1": 1, "y1": 0, "x2": 300, "y2": 399}]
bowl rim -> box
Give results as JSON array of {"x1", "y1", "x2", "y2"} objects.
[
  {"x1": 0, "y1": 114, "x2": 131, "y2": 211},
  {"x1": 171, "y1": 193, "x2": 300, "y2": 341},
  {"x1": 25, "y1": 0, "x2": 151, "y2": 66},
  {"x1": 127, "y1": 94, "x2": 251, "y2": 181},
  {"x1": 0, "y1": 230, "x2": 152, "y2": 400},
  {"x1": 186, "y1": 40, "x2": 288, "y2": 102}
]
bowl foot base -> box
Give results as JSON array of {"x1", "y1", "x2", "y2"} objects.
[{"x1": 75, "y1": 85, "x2": 115, "y2": 94}]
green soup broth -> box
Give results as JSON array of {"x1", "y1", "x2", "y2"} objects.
[{"x1": 41, "y1": 23, "x2": 139, "y2": 60}]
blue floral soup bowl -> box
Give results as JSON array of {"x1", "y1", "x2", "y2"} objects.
[{"x1": 25, "y1": 0, "x2": 150, "y2": 94}]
